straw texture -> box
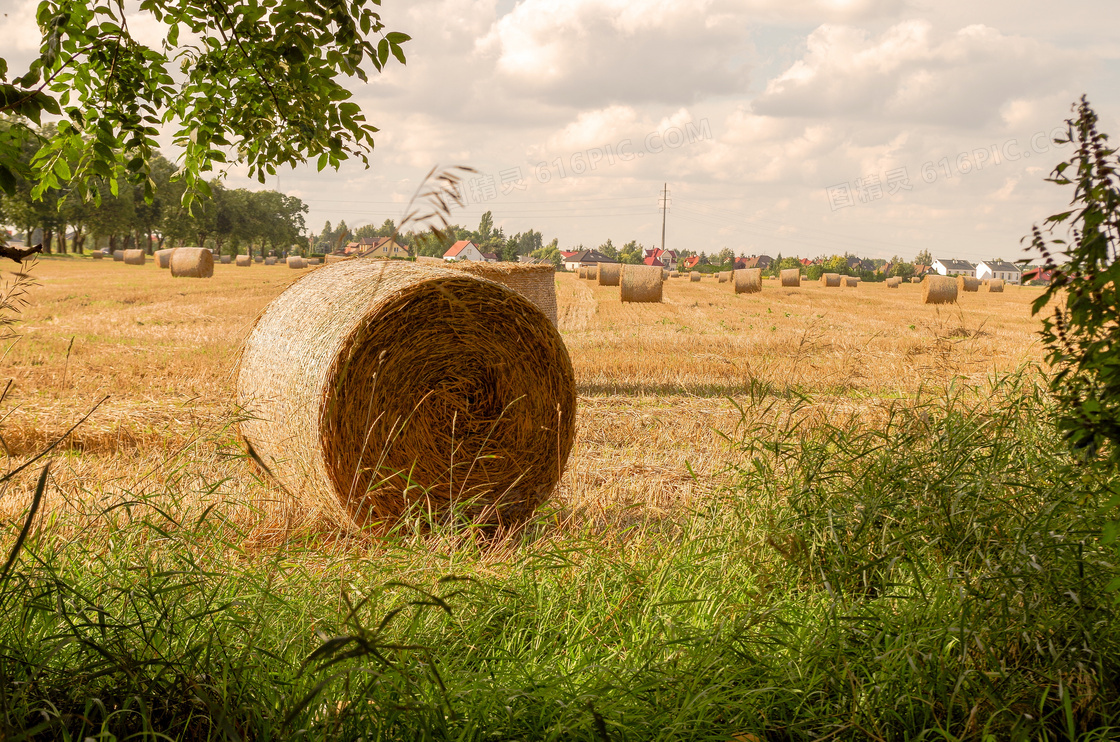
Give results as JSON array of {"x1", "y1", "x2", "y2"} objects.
[
  {"x1": 734, "y1": 268, "x2": 762, "y2": 294},
  {"x1": 844, "y1": 277, "x2": 860, "y2": 287},
  {"x1": 112, "y1": 251, "x2": 124, "y2": 262},
  {"x1": 988, "y1": 278, "x2": 1005, "y2": 292},
  {"x1": 578, "y1": 266, "x2": 587, "y2": 279},
  {"x1": 620, "y1": 264, "x2": 663, "y2": 303},
  {"x1": 885, "y1": 277, "x2": 902, "y2": 288},
  {"x1": 155, "y1": 248, "x2": 175, "y2": 268},
  {"x1": 820, "y1": 273, "x2": 841, "y2": 287},
  {"x1": 958, "y1": 276, "x2": 981, "y2": 292},
  {"x1": 265, "y1": 257, "x2": 277, "y2": 265},
  {"x1": 669, "y1": 270, "x2": 680, "y2": 278},
  {"x1": 690, "y1": 271, "x2": 701, "y2": 282},
  {"x1": 169, "y1": 247, "x2": 214, "y2": 278},
  {"x1": 717, "y1": 271, "x2": 729, "y2": 283},
  {"x1": 911, "y1": 277, "x2": 921, "y2": 284},
  {"x1": 598, "y1": 263, "x2": 621, "y2": 286},
  {"x1": 587, "y1": 265, "x2": 598, "y2": 281},
  {"x1": 236, "y1": 255, "x2": 252, "y2": 267},
  {"x1": 780, "y1": 268, "x2": 801, "y2": 287},
  {"x1": 439, "y1": 261, "x2": 558, "y2": 327},
  {"x1": 325, "y1": 255, "x2": 348, "y2": 264},
  {"x1": 923, "y1": 275, "x2": 958, "y2": 304},
  {"x1": 123, "y1": 249, "x2": 145, "y2": 265},
  {"x1": 415, "y1": 256, "x2": 444, "y2": 265},
  {"x1": 287, "y1": 256, "x2": 308, "y2": 269},
  {"x1": 237, "y1": 260, "x2": 576, "y2": 528}
]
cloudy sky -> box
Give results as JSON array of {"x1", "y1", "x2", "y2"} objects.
[{"x1": 4, "y1": 0, "x2": 1120, "y2": 262}]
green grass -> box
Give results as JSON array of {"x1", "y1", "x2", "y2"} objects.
[{"x1": 1, "y1": 371, "x2": 1118, "y2": 740}]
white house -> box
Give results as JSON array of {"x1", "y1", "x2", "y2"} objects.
[
  {"x1": 932, "y1": 258, "x2": 975, "y2": 277},
  {"x1": 561, "y1": 249, "x2": 618, "y2": 273},
  {"x1": 975, "y1": 259, "x2": 1022, "y2": 284},
  {"x1": 443, "y1": 240, "x2": 484, "y2": 262}
]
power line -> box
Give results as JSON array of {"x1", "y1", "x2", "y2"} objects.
[{"x1": 658, "y1": 183, "x2": 670, "y2": 253}]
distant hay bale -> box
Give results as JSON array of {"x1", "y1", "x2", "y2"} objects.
[
  {"x1": 662, "y1": 270, "x2": 669, "y2": 281},
  {"x1": 911, "y1": 277, "x2": 921, "y2": 284},
  {"x1": 844, "y1": 276, "x2": 860, "y2": 287},
  {"x1": 780, "y1": 268, "x2": 801, "y2": 287},
  {"x1": 220, "y1": 255, "x2": 232, "y2": 264},
  {"x1": 598, "y1": 263, "x2": 621, "y2": 286},
  {"x1": 287, "y1": 256, "x2": 308, "y2": 269},
  {"x1": 112, "y1": 250, "x2": 125, "y2": 262},
  {"x1": 254, "y1": 256, "x2": 264, "y2": 263},
  {"x1": 620, "y1": 264, "x2": 663, "y2": 303},
  {"x1": 734, "y1": 268, "x2": 762, "y2": 294},
  {"x1": 155, "y1": 248, "x2": 175, "y2": 268},
  {"x1": 669, "y1": 270, "x2": 679, "y2": 278},
  {"x1": 988, "y1": 278, "x2": 1005, "y2": 292},
  {"x1": 690, "y1": 271, "x2": 701, "y2": 282},
  {"x1": 235, "y1": 255, "x2": 251, "y2": 267},
  {"x1": 923, "y1": 275, "x2": 958, "y2": 304},
  {"x1": 325, "y1": 255, "x2": 348, "y2": 264},
  {"x1": 578, "y1": 266, "x2": 587, "y2": 279},
  {"x1": 717, "y1": 271, "x2": 730, "y2": 283},
  {"x1": 820, "y1": 273, "x2": 841, "y2": 287},
  {"x1": 307, "y1": 258, "x2": 321, "y2": 266},
  {"x1": 123, "y1": 249, "x2": 145, "y2": 265},
  {"x1": 265, "y1": 257, "x2": 277, "y2": 265},
  {"x1": 439, "y1": 261, "x2": 558, "y2": 326},
  {"x1": 90, "y1": 250, "x2": 103, "y2": 260},
  {"x1": 237, "y1": 260, "x2": 576, "y2": 528},
  {"x1": 957, "y1": 275, "x2": 981, "y2": 292},
  {"x1": 415, "y1": 256, "x2": 444, "y2": 265},
  {"x1": 885, "y1": 277, "x2": 902, "y2": 288},
  {"x1": 587, "y1": 265, "x2": 599, "y2": 281},
  {"x1": 169, "y1": 247, "x2": 214, "y2": 278}
]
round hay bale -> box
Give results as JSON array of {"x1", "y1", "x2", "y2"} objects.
[
  {"x1": 438, "y1": 262, "x2": 558, "y2": 327},
  {"x1": 820, "y1": 273, "x2": 841, "y2": 287},
  {"x1": 988, "y1": 278, "x2": 1005, "y2": 292},
  {"x1": 689, "y1": 271, "x2": 701, "y2": 282},
  {"x1": 111, "y1": 250, "x2": 125, "y2": 262},
  {"x1": 885, "y1": 277, "x2": 902, "y2": 288},
  {"x1": 169, "y1": 247, "x2": 214, "y2": 278},
  {"x1": 957, "y1": 275, "x2": 981, "y2": 292},
  {"x1": 586, "y1": 265, "x2": 599, "y2": 281},
  {"x1": 662, "y1": 270, "x2": 669, "y2": 281},
  {"x1": 717, "y1": 271, "x2": 730, "y2": 283},
  {"x1": 911, "y1": 277, "x2": 921, "y2": 284},
  {"x1": 669, "y1": 270, "x2": 679, "y2": 278},
  {"x1": 578, "y1": 266, "x2": 587, "y2": 279},
  {"x1": 923, "y1": 275, "x2": 958, "y2": 304},
  {"x1": 598, "y1": 263, "x2": 622, "y2": 286},
  {"x1": 237, "y1": 261, "x2": 576, "y2": 528},
  {"x1": 265, "y1": 257, "x2": 277, "y2": 265},
  {"x1": 620, "y1": 264, "x2": 663, "y2": 303},
  {"x1": 780, "y1": 268, "x2": 801, "y2": 287},
  {"x1": 844, "y1": 276, "x2": 860, "y2": 287},
  {"x1": 254, "y1": 256, "x2": 264, "y2": 263},
  {"x1": 287, "y1": 256, "x2": 308, "y2": 269},
  {"x1": 733, "y1": 268, "x2": 762, "y2": 294},
  {"x1": 90, "y1": 250, "x2": 104, "y2": 260},
  {"x1": 415, "y1": 256, "x2": 444, "y2": 266},
  {"x1": 123, "y1": 249, "x2": 145, "y2": 265},
  {"x1": 220, "y1": 255, "x2": 232, "y2": 264},
  {"x1": 155, "y1": 248, "x2": 175, "y2": 268},
  {"x1": 235, "y1": 254, "x2": 252, "y2": 267},
  {"x1": 307, "y1": 258, "x2": 321, "y2": 266}
]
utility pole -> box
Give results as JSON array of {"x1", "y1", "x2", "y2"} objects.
[{"x1": 658, "y1": 183, "x2": 671, "y2": 252}]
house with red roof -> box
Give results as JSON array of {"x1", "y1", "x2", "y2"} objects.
[
  {"x1": 643, "y1": 256, "x2": 664, "y2": 267},
  {"x1": 443, "y1": 240, "x2": 484, "y2": 261},
  {"x1": 643, "y1": 247, "x2": 678, "y2": 270},
  {"x1": 682, "y1": 256, "x2": 701, "y2": 270}
]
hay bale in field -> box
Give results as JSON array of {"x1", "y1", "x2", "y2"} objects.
[
  {"x1": 598, "y1": 263, "x2": 622, "y2": 286},
  {"x1": 237, "y1": 260, "x2": 576, "y2": 528},
  {"x1": 662, "y1": 270, "x2": 669, "y2": 281},
  {"x1": 254, "y1": 256, "x2": 264, "y2": 263},
  {"x1": 123, "y1": 249, "x2": 145, "y2": 265},
  {"x1": 415, "y1": 256, "x2": 444, "y2": 265},
  {"x1": 988, "y1": 278, "x2": 1005, "y2": 292},
  {"x1": 587, "y1": 265, "x2": 599, "y2": 281},
  {"x1": 911, "y1": 277, "x2": 921, "y2": 284},
  {"x1": 780, "y1": 268, "x2": 801, "y2": 287},
  {"x1": 220, "y1": 255, "x2": 232, "y2": 264},
  {"x1": 578, "y1": 266, "x2": 587, "y2": 279},
  {"x1": 690, "y1": 271, "x2": 701, "y2": 282},
  {"x1": 717, "y1": 271, "x2": 730, "y2": 283},
  {"x1": 923, "y1": 275, "x2": 958, "y2": 304},
  {"x1": 112, "y1": 250, "x2": 125, "y2": 262},
  {"x1": 957, "y1": 275, "x2": 981, "y2": 292},
  {"x1": 620, "y1": 264, "x2": 663, "y2": 303},
  {"x1": 155, "y1": 248, "x2": 175, "y2": 268},
  {"x1": 734, "y1": 268, "x2": 762, "y2": 294},
  {"x1": 287, "y1": 256, "x2": 308, "y2": 269},
  {"x1": 820, "y1": 273, "x2": 841, "y2": 287},
  {"x1": 265, "y1": 257, "x2": 277, "y2": 265},
  {"x1": 438, "y1": 261, "x2": 558, "y2": 326},
  {"x1": 669, "y1": 270, "x2": 679, "y2": 278},
  {"x1": 886, "y1": 277, "x2": 902, "y2": 288},
  {"x1": 90, "y1": 250, "x2": 104, "y2": 260},
  {"x1": 169, "y1": 247, "x2": 214, "y2": 278},
  {"x1": 844, "y1": 276, "x2": 860, "y2": 287},
  {"x1": 306, "y1": 258, "x2": 321, "y2": 266},
  {"x1": 325, "y1": 254, "x2": 348, "y2": 264},
  {"x1": 235, "y1": 254, "x2": 251, "y2": 267}
]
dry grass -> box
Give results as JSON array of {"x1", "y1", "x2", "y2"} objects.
[{"x1": 0, "y1": 260, "x2": 1054, "y2": 546}]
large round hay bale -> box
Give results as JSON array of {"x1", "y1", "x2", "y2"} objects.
[
  {"x1": 620, "y1": 264, "x2": 663, "y2": 303},
  {"x1": 235, "y1": 254, "x2": 252, "y2": 267},
  {"x1": 988, "y1": 278, "x2": 1005, "y2": 292},
  {"x1": 287, "y1": 256, "x2": 308, "y2": 269},
  {"x1": 587, "y1": 265, "x2": 599, "y2": 281},
  {"x1": 123, "y1": 249, "x2": 145, "y2": 265},
  {"x1": 237, "y1": 261, "x2": 576, "y2": 527},
  {"x1": 885, "y1": 277, "x2": 902, "y2": 288},
  {"x1": 578, "y1": 266, "x2": 587, "y2": 279},
  {"x1": 112, "y1": 250, "x2": 125, "y2": 262},
  {"x1": 265, "y1": 257, "x2": 277, "y2": 265},
  {"x1": 957, "y1": 275, "x2": 981, "y2": 292},
  {"x1": 169, "y1": 247, "x2": 214, "y2": 278},
  {"x1": 155, "y1": 248, "x2": 175, "y2": 268},
  {"x1": 780, "y1": 268, "x2": 801, "y2": 287},
  {"x1": 820, "y1": 273, "x2": 841, "y2": 287},
  {"x1": 415, "y1": 256, "x2": 443, "y2": 265},
  {"x1": 690, "y1": 271, "x2": 701, "y2": 282},
  {"x1": 220, "y1": 255, "x2": 232, "y2": 264},
  {"x1": 733, "y1": 268, "x2": 762, "y2": 294},
  {"x1": 844, "y1": 276, "x2": 860, "y2": 287},
  {"x1": 717, "y1": 271, "x2": 729, "y2": 283},
  {"x1": 439, "y1": 262, "x2": 558, "y2": 327},
  {"x1": 598, "y1": 263, "x2": 622, "y2": 286},
  {"x1": 923, "y1": 275, "x2": 958, "y2": 304}
]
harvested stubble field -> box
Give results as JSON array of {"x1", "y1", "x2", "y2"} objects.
[{"x1": 1, "y1": 259, "x2": 1048, "y2": 538}]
